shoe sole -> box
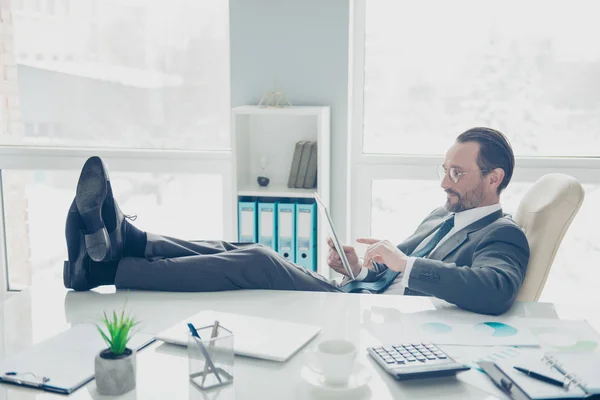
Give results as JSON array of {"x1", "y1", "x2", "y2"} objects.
[
  {"x1": 76, "y1": 156, "x2": 111, "y2": 262},
  {"x1": 63, "y1": 260, "x2": 71, "y2": 288}
]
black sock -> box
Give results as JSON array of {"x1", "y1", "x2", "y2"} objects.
[
  {"x1": 124, "y1": 221, "x2": 147, "y2": 257},
  {"x1": 89, "y1": 260, "x2": 119, "y2": 286}
]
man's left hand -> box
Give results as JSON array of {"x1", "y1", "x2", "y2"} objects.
[{"x1": 356, "y1": 238, "x2": 409, "y2": 273}]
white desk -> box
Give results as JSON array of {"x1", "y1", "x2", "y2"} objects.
[{"x1": 1, "y1": 282, "x2": 599, "y2": 400}]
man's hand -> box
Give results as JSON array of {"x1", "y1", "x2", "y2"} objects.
[
  {"x1": 357, "y1": 238, "x2": 409, "y2": 273},
  {"x1": 326, "y1": 238, "x2": 362, "y2": 278}
]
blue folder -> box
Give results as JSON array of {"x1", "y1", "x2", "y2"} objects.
[
  {"x1": 295, "y1": 202, "x2": 317, "y2": 271},
  {"x1": 258, "y1": 201, "x2": 278, "y2": 250},
  {"x1": 238, "y1": 200, "x2": 257, "y2": 242},
  {"x1": 277, "y1": 202, "x2": 296, "y2": 262}
]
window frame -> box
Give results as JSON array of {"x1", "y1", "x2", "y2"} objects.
[
  {"x1": 348, "y1": 0, "x2": 600, "y2": 244},
  {"x1": 0, "y1": 146, "x2": 234, "y2": 294}
]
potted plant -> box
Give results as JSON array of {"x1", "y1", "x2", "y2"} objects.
[{"x1": 94, "y1": 308, "x2": 139, "y2": 395}]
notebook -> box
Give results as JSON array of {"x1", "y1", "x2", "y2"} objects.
[
  {"x1": 0, "y1": 324, "x2": 154, "y2": 394},
  {"x1": 494, "y1": 352, "x2": 600, "y2": 399},
  {"x1": 155, "y1": 310, "x2": 321, "y2": 362}
]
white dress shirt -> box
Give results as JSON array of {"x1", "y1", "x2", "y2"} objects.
[{"x1": 354, "y1": 203, "x2": 502, "y2": 295}]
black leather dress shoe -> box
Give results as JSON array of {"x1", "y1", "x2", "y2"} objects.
[
  {"x1": 75, "y1": 156, "x2": 111, "y2": 262},
  {"x1": 64, "y1": 200, "x2": 98, "y2": 291},
  {"x1": 76, "y1": 156, "x2": 132, "y2": 262}
]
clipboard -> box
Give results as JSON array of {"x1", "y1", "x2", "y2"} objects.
[{"x1": 0, "y1": 324, "x2": 154, "y2": 394}]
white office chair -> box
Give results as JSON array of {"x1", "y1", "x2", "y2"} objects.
[{"x1": 514, "y1": 173, "x2": 585, "y2": 302}]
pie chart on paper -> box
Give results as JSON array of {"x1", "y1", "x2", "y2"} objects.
[
  {"x1": 421, "y1": 322, "x2": 453, "y2": 334},
  {"x1": 473, "y1": 322, "x2": 518, "y2": 337}
]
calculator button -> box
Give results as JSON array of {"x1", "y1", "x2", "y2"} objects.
[
  {"x1": 384, "y1": 347, "x2": 395, "y2": 352},
  {"x1": 436, "y1": 354, "x2": 447, "y2": 359},
  {"x1": 416, "y1": 356, "x2": 426, "y2": 362},
  {"x1": 425, "y1": 355, "x2": 436, "y2": 360},
  {"x1": 405, "y1": 356, "x2": 416, "y2": 362}
]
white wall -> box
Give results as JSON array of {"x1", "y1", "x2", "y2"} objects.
[{"x1": 230, "y1": 0, "x2": 350, "y2": 238}]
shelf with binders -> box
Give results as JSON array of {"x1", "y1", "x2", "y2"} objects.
[
  {"x1": 237, "y1": 196, "x2": 318, "y2": 272},
  {"x1": 232, "y1": 104, "x2": 330, "y2": 277}
]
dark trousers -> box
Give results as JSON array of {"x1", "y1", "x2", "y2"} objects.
[{"x1": 115, "y1": 233, "x2": 342, "y2": 293}]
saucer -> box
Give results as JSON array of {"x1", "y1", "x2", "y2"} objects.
[{"x1": 301, "y1": 363, "x2": 372, "y2": 393}]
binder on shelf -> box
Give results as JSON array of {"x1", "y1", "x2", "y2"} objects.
[
  {"x1": 277, "y1": 202, "x2": 296, "y2": 262},
  {"x1": 303, "y1": 142, "x2": 318, "y2": 189},
  {"x1": 287, "y1": 140, "x2": 307, "y2": 188},
  {"x1": 294, "y1": 141, "x2": 315, "y2": 188},
  {"x1": 258, "y1": 201, "x2": 278, "y2": 250},
  {"x1": 295, "y1": 201, "x2": 317, "y2": 271},
  {"x1": 238, "y1": 199, "x2": 258, "y2": 242}
]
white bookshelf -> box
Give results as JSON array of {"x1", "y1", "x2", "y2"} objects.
[{"x1": 231, "y1": 105, "x2": 331, "y2": 277}]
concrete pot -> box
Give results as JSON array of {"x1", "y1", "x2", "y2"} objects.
[{"x1": 95, "y1": 348, "x2": 136, "y2": 395}]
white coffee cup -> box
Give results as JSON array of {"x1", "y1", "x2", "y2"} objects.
[{"x1": 316, "y1": 339, "x2": 357, "y2": 386}]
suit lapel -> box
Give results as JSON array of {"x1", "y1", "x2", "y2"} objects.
[
  {"x1": 428, "y1": 209, "x2": 504, "y2": 261},
  {"x1": 403, "y1": 215, "x2": 448, "y2": 255}
]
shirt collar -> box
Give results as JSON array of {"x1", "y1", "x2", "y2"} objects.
[{"x1": 452, "y1": 203, "x2": 502, "y2": 231}]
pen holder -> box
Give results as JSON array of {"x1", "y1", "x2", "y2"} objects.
[{"x1": 188, "y1": 325, "x2": 234, "y2": 390}]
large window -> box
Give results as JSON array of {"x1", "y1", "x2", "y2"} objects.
[
  {"x1": 2, "y1": 168, "x2": 225, "y2": 290},
  {"x1": 0, "y1": 0, "x2": 232, "y2": 294},
  {"x1": 363, "y1": 0, "x2": 600, "y2": 156},
  {"x1": 350, "y1": 0, "x2": 600, "y2": 304},
  {"x1": 5, "y1": 0, "x2": 230, "y2": 150}
]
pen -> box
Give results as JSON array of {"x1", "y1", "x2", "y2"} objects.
[
  {"x1": 187, "y1": 323, "x2": 222, "y2": 383},
  {"x1": 201, "y1": 321, "x2": 220, "y2": 386},
  {"x1": 513, "y1": 366, "x2": 565, "y2": 388}
]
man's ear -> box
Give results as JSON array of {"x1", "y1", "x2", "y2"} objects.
[{"x1": 489, "y1": 168, "x2": 505, "y2": 191}]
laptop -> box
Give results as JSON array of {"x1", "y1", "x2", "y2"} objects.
[
  {"x1": 155, "y1": 310, "x2": 321, "y2": 362},
  {"x1": 314, "y1": 192, "x2": 356, "y2": 280}
]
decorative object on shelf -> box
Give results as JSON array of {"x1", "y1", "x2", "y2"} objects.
[
  {"x1": 257, "y1": 155, "x2": 270, "y2": 187},
  {"x1": 258, "y1": 91, "x2": 292, "y2": 108},
  {"x1": 95, "y1": 305, "x2": 139, "y2": 396}
]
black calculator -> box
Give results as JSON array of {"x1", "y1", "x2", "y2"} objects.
[{"x1": 367, "y1": 343, "x2": 470, "y2": 380}]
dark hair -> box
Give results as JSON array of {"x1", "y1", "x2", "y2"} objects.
[{"x1": 456, "y1": 127, "x2": 514, "y2": 194}]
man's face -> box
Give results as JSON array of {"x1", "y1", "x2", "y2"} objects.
[{"x1": 441, "y1": 141, "x2": 487, "y2": 212}]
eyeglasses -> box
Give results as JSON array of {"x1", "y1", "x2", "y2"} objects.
[{"x1": 436, "y1": 165, "x2": 490, "y2": 184}]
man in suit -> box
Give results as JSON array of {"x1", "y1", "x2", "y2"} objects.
[{"x1": 64, "y1": 127, "x2": 529, "y2": 315}]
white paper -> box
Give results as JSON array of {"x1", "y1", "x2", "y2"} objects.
[
  {"x1": 519, "y1": 318, "x2": 600, "y2": 352},
  {"x1": 391, "y1": 315, "x2": 540, "y2": 346},
  {"x1": 441, "y1": 345, "x2": 542, "y2": 399}
]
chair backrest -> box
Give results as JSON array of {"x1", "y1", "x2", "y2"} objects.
[{"x1": 514, "y1": 173, "x2": 584, "y2": 301}]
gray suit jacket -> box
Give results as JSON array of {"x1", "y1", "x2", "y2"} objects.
[{"x1": 365, "y1": 207, "x2": 530, "y2": 315}]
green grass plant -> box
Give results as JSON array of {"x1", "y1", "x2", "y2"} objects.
[{"x1": 97, "y1": 307, "x2": 138, "y2": 355}]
